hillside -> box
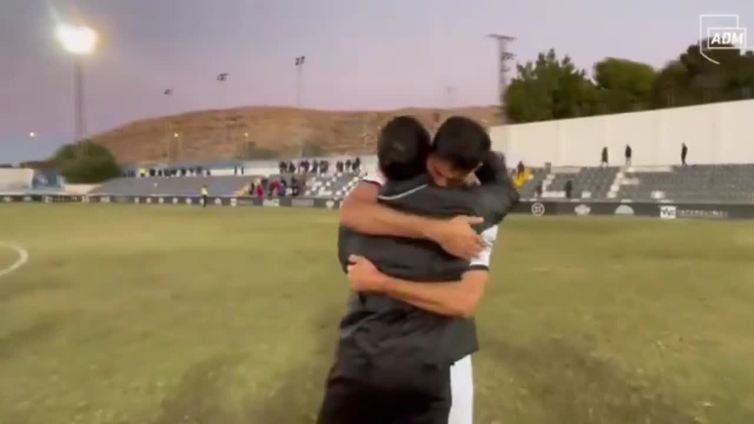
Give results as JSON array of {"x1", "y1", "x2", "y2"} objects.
[{"x1": 90, "y1": 106, "x2": 504, "y2": 164}]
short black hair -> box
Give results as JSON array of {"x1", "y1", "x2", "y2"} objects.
[
  {"x1": 432, "y1": 116, "x2": 491, "y2": 172},
  {"x1": 377, "y1": 116, "x2": 431, "y2": 181}
]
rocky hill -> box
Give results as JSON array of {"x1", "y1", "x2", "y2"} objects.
[{"x1": 90, "y1": 106, "x2": 504, "y2": 164}]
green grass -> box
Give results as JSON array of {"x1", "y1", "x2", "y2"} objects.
[{"x1": 1, "y1": 204, "x2": 754, "y2": 424}]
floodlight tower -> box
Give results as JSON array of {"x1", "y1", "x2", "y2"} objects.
[
  {"x1": 488, "y1": 34, "x2": 515, "y2": 106},
  {"x1": 56, "y1": 24, "x2": 98, "y2": 142}
]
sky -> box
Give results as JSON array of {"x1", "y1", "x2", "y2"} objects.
[{"x1": 1, "y1": 0, "x2": 753, "y2": 163}]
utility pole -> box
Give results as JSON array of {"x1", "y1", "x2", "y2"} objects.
[
  {"x1": 163, "y1": 88, "x2": 173, "y2": 162},
  {"x1": 74, "y1": 59, "x2": 85, "y2": 141},
  {"x1": 217, "y1": 72, "x2": 229, "y2": 160},
  {"x1": 295, "y1": 56, "x2": 306, "y2": 107},
  {"x1": 488, "y1": 34, "x2": 515, "y2": 106},
  {"x1": 294, "y1": 56, "x2": 306, "y2": 157}
]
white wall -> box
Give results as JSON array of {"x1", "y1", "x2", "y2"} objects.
[
  {"x1": 491, "y1": 100, "x2": 754, "y2": 167},
  {"x1": 0, "y1": 168, "x2": 33, "y2": 191},
  {"x1": 64, "y1": 184, "x2": 98, "y2": 194}
]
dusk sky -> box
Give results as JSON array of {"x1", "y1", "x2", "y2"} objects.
[{"x1": 1, "y1": 0, "x2": 752, "y2": 163}]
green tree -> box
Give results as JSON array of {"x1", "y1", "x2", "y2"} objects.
[
  {"x1": 504, "y1": 49, "x2": 599, "y2": 123},
  {"x1": 653, "y1": 41, "x2": 754, "y2": 108},
  {"x1": 594, "y1": 58, "x2": 657, "y2": 113},
  {"x1": 51, "y1": 141, "x2": 121, "y2": 183}
]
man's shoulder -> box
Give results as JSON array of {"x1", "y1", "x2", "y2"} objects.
[{"x1": 378, "y1": 174, "x2": 431, "y2": 198}]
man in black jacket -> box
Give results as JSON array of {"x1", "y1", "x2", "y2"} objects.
[{"x1": 318, "y1": 117, "x2": 518, "y2": 424}]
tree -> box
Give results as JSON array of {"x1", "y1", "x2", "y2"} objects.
[
  {"x1": 503, "y1": 42, "x2": 754, "y2": 122},
  {"x1": 51, "y1": 141, "x2": 121, "y2": 183},
  {"x1": 653, "y1": 41, "x2": 754, "y2": 108},
  {"x1": 504, "y1": 49, "x2": 599, "y2": 123},
  {"x1": 594, "y1": 58, "x2": 657, "y2": 113}
]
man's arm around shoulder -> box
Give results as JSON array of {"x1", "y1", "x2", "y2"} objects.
[
  {"x1": 340, "y1": 181, "x2": 483, "y2": 260},
  {"x1": 347, "y1": 255, "x2": 489, "y2": 318}
]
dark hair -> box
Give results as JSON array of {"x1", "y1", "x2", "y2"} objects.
[
  {"x1": 377, "y1": 116, "x2": 431, "y2": 180},
  {"x1": 432, "y1": 116, "x2": 491, "y2": 172}
]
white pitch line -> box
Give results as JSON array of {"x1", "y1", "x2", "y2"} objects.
[{"x1": 0, "y1": 242, "x2": 29, "y2": 279}]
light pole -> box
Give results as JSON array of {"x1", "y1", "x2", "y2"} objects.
[
  {"x1": 294, "y1": 56, "x2": 306, "y2": 157},
  {"x1": 217, "y1": 73, "x2": 229, "y2": 153},
  {"x1": 56, "y1": 24, "x2": 98, "y2": 142},
  {"x1": 295, "y1": 56, "x2": 306, "y2": 107},
  {"x1": 488, "y1": 34, "x2": 515, "y2": 107},
  {"x1": 163, "y1": 88, "x2": 173, "y2": 162}
]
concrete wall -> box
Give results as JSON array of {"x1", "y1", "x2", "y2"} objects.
[
  {"x1": 491, "y1": 100, "x2": 754, "y2": 167},
  {"x1": 63, "y1": 184, "x2": 98, "y2": 195},
  {"x1": 0, "y1": 168, "x2": 34, "y2": 191}
]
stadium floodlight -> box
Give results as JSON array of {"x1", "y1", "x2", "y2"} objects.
[
  {"x1": 29, "y1": 132, "x2": 36, "y2": 138},
  {"x1": 56, "y1": 24, "x2": 98, "y2": 55},
  {"x1": 56, "y1": 24, "x2": 98, "y2": 143},
  {"x1": 173, "y1": 132, "x2": 180, "y2": 138}
]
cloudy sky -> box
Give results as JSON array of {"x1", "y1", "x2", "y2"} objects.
[{"x1": 1, "y1": 0, "x2": 752, "y2": 162}]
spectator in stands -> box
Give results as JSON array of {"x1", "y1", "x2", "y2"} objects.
[
  {"x1": 353, "y1": 156, "x2": 361, "y2": 172},
  {"x1": 516, "y1": 161, "x2": 525, "y2": 177},
  {"x1": 601, "y1": 146, "x2": 608, "y2": 167},
  {"x1": 535, "y1": 182, "x2": 543, "y2": 198},
  {"x1": 320, "y1": 159, "x2": 329, "y2": 174},
  {"x1": 256, "y1": 182, "x2": 265, "y2": 199},
  {"x1": 292, "y1": 176, "x2": 300, "y2": 196},
  {"x1": 564, "y1": 180, "x2": 573, "y2": 199},
  {"x1": 249, "y1": 182, "x2": 256, "y2": 196},
  {"x1": 345, "y1": 158, "x2": 352, "y2": 172},
  {"x1": 279, "y1": 161, "x2": 287, "y2": 174},
  {"x1": 625, "y1": 144, "x2": 632, "y2": 167},
  {"x1": 286, "y1": 162, "x2": 294, "y2": 174},
  {"x1": 280, "y1": 178, "x2": 288, "y2": 197},
  {"x1": 312, "y1": 160, "x2": 320, "y2": 174},
  {"x1": 681, "y1": 143, "x2": 688, "y2": 166},
  {"x1": 336, "y1": 160, "x2": 344, "y2": 173},
  {"x1": 201, "y1": 185, "x2": 209, "y2": 208},
  {"x1": 270, "y1": 179, "x2": 282, "y2": 197}
]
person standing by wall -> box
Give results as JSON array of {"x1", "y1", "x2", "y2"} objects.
[
  {"x1": 200, "y1": 185, "x2": 209, "y2": 208},
  {"x1": 601, "y1": 146, "x2": 608, "y2": 167},
  {"x1": 624, "y1": 144, "x2": 633, "y2": 167},
  {"x1": 564, "y1": 180, "x2": 573, "y2": 199},
  {"x1": 681, "y1": 143, "x2": 688, "y2": 166}
]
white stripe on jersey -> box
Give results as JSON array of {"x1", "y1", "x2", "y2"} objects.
[
  {"x1": 377, "y1": 184, "x2": 428, "y2": 201},
  {"x1": 470, "y1": 225, "x2": 498, "y2": 269}
]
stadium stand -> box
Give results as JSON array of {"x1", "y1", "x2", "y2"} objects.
[
  {"x1": 30, "y1": 170, "x2": 64, "y2": 193},
  {"x1": 6, "y1": 152, "x2": 751, "y2": 205},
  {"x1": 515, "y1": 164, "x2": 754, "y2": 203},
  {"x1": 614, "y1": 164, "x2": 754, "y2": 203},
  {"x1": 304, "y1": 172, "x2": 362, "y2": 199},
  {"x1": 518, "y1": 168, "x2": 548, "y2": 198},
  {"x1": 89, "y1": 176, "x2": 255, "y2": 197},
  {"x1": 543, "y1": 167, "x2": 620, "y2": 199}
]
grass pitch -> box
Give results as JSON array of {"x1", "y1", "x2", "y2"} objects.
[{"x1": 1, "y1": 204, "x2": 754, "y2": 424}]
